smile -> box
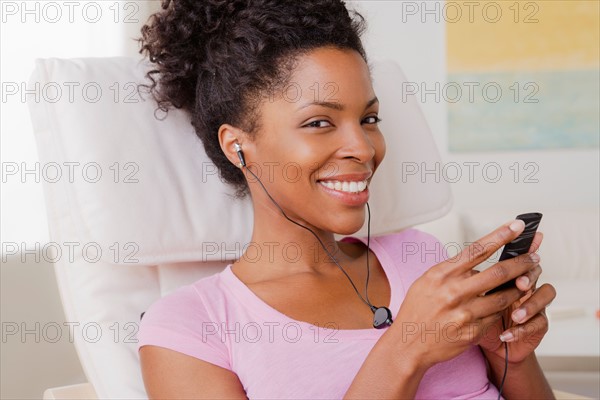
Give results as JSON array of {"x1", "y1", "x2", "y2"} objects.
[{"x1": 318, "y1": 180, "x2": 368, "y2": 194}]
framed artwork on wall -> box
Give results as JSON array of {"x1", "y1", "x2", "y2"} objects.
[{"x1": 447, "y1": 1, "x2": 599, "y2": 152}]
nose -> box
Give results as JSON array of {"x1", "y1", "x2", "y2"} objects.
[{"x1": 339, "y1": 123, "x2": 377, "y2": 164}]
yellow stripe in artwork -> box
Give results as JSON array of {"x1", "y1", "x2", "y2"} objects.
[{"x1": 447, "y1": 0, "x2": 600, "y2": 72}]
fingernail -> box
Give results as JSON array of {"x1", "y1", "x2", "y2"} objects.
[
  {"x1": 512, "y1": 308, "x2": 527, "y2": 323},
  {"x1": 509, "y1": 220, "x2": 525, "y2": 232},
  {"x1": 529, "y1": 253, "x2": 540, "y2": 263},
  {"x1": 500, "y1": 331, "x2": 515, "y2": 342},
  {"x1": 517, "y1": 276, "x2": 530, "y2": 288}
]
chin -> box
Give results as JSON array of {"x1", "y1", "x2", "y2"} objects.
[{"x1": 329, "y1": 217, "x2": 365, "y2": 236}]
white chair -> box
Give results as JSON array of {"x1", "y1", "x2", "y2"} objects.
[{"x1": 29, "y1": 56, "x2": 580, "y2": 399}]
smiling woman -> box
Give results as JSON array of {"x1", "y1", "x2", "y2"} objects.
[{"x1": 136, "y1": 1, "x2": 557, "y2": 399}]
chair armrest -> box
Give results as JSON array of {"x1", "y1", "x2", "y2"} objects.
[
  {"x1": 40, "y1": 381, "x2": 585, "y2": 399},
  {"x1": 43, "y1": 383, "x2": 97, "y2": 400},
  {"x1": 553, "y1": 389, "x2": 592, "y2": 399}
]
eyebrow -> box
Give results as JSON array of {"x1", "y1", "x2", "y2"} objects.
[{"x1": 296, "y1": 96, "x2": 379, "y2": 112}]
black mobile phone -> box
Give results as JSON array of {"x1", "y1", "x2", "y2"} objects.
[{"x1": 486, "y1": 212, "x2": 543, "y2": 295}]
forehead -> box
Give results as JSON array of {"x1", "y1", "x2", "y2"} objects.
[
  {"x1": 285, "y1": 47, "x2": 374, "y2": 100},
  {"x1": 253, "y1": 47, "x2": 377, "y2": 137}
]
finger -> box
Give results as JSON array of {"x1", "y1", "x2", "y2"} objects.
[
  {"x1": 468, "y1": 269, "x2": 480, "y2": 278},
  {"x1": 442, "y1": 219, "x2": 526, "y2": 275},
  {"x1": 465, "y1": 313, "x2": 503, "y2": 345},
  {"x1": 499, "y1": 312, "x2": 549, "y2": 344},
  {"x1": 467, "y1": 252, "x2": 540, "y2": 295},
  {"x1": 469, "y1": 286, "x2": 523, "y2": 319},
  {"x1": 474, "y1": 313, "x2": 505, "y2": 347},
  {"x1": 509, "y1": 283, "x2": 556, "y2": 325},
  {"x1": 528, "y1": 231, "x2": 543, "y2": 253},
  {"x1": 519, "y1": 232, "x2": 543, "y2": 291},
  {"x1": 515, "y1": 264, "x2": 542, "y2": 292}
]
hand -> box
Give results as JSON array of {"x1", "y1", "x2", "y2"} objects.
[
  {"x1": 389, "y1": 220, "x2": 542, "y2": 370},
  {"x1": 478, "y1": 233, "x2": 557, "y2": 365}
]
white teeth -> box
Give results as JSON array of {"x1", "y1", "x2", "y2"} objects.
[{"x1": 319, "y1": 180, "x2": 368, "y2": 193}]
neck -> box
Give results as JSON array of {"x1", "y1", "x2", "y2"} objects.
[{"x1": 234, "y1": 194, "x2": 365, "y2": 281}]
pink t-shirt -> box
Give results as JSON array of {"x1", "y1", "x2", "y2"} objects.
[{"x1": 137, "y1": 229, "x2": 501, "y2": 399}]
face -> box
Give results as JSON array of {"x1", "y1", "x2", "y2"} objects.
[{"x1": 246, "y1": 47, "x2": 386, "y2": 235}]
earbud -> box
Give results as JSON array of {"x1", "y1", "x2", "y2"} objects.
[{"x1": 234, "y1": 142, "x2": 246, "y2": 167}]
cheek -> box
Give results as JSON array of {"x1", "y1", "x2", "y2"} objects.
[
  {"x1": 265, "y1": 145, "x2": 318, "y2": 190},
  {"x1": 282, "y1": 141, "x2": 327, "y2": 180},
  {"x1": 374, "y1": 133, "x2": 386, "y2": 170}
]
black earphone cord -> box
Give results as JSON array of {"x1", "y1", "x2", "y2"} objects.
[{"x1": 242, "y1": 163, "x2": 379, "y2": 313}]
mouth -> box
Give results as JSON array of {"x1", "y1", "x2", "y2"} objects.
[
  {"x1": 316, "y1": 172, "x2": 372, "y2": 206},
  {"x1": 317, "y1": 179, "x2": 368, "y2": 194},
  {"x1": 316, "y1": 172, "x2": 372, "y2": 194}
]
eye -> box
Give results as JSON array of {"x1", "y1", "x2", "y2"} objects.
[
  {"x1": 363, "y1": 115, "x2": 382, "y2": 125},
  {"x1": 303, "y1": 120, "x2": 333, "y2": 128}
]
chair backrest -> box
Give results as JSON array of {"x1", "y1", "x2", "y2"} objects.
[{"x1": 28, "y1": 56, "x2": 452, "y2": 398}]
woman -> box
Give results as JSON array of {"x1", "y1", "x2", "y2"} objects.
[{"x1": 136, "y1": 1, "x2": 556, "y2": 398}]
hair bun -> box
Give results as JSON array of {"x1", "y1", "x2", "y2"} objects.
[
  {"x1": 196, "y1": 0, "x2": 248, "y2": 34},
  {"x1": 138, "y1": 0, "x2": 244, "y2": 111}
]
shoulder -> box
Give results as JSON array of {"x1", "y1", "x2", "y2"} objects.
[
  {"x1": 140, "y1": 284, "x2": 200, "y2": 325},
  {"x1": 137, "y1": 275, "x2": 246, "y2": 398},
  {"x1": 137, "y1": 273, "x2": 231, "y2": 370},
  {"x1": 141, "y1": 273, "x2": 223, "y2": 324}
]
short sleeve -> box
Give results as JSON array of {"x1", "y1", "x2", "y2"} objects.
[{"x1": 136, "y1": 284, "x2": 231, "y2": 371}]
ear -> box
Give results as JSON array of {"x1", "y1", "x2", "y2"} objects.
[{"x1": 218, "y1": 124, "x2": 250, "y2": 167}]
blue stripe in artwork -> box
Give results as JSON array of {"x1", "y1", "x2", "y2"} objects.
[{"x1": 448, "y1": 69, "x2": 599, "y2": 152}]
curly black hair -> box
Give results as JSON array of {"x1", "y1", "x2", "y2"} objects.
[{"x1": 138, "y1": 0, "x2": 368, "y2": 198}]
